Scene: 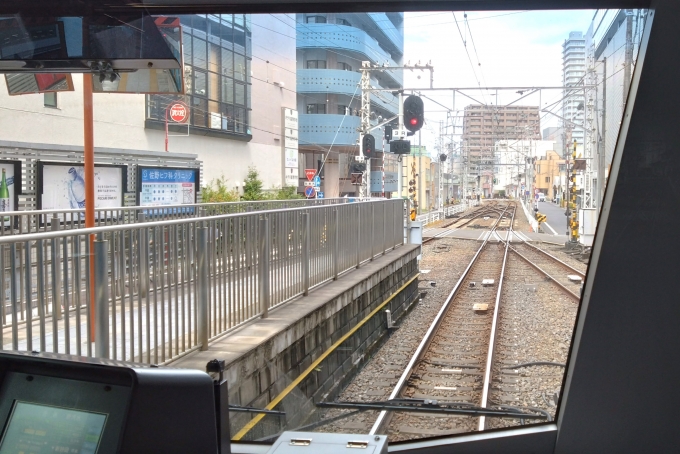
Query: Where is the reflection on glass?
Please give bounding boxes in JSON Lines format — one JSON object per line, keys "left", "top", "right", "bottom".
{"left": 5, "top": 73, "right": 73, "bottom": 95}
{"left": 93, "top": 69, "right": 184, "bottom": 94}
{"left": 0, "top": 402, "right": 107, "bottom": 453}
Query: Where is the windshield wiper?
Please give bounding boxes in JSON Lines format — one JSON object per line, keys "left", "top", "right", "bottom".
{"left": 316, "top": 398, "right": 548, "bottom": 420}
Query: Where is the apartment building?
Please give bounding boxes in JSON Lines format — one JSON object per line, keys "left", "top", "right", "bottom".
{"left": 461, "top": 104, "right": 541, "bottom": 197}
{"left": 296, "top": 12, "right": 404, "bottom": 197}
{"left": 562, "top": 31, "right": 587, "bottom": 147}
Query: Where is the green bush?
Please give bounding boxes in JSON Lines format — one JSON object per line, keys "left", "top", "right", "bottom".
{"left": 201, "top": 175, "right": 240, "bottom": 203}
{"left": 241, "top": 167, "right": 264, "bottom": 201}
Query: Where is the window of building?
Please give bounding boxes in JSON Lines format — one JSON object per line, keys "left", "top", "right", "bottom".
{"left": 337, "top": 18, "right": 351, "bottom": 26}
{"left": 145, "top": 14, "right": 252, "bottom": 137}
{"left": 337, "top": 62, "right": 352, "bottom": 71}
{"left": 307, "top": 104, "right": 326, "bottom": 114}
{"left": 306, "top": 15, "right": 327, "bottom": 23}
{"left": 545, "top": 176, "right": 550, "bottom": 183}
{"left": 44, "top": 92, "right": 57, "bottom": 108}
{"left": 337, "top": 105, "right": 348, "bottom": 115}
{"left": 306, "top": 60, "right": 327, "bottom": 69}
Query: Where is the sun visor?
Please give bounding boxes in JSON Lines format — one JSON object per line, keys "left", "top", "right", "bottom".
{"left": 0, "top": 15, "right": 179, "bottom": 71}
{"left": 0, "top": 15, "right": 184, "bottom": 94}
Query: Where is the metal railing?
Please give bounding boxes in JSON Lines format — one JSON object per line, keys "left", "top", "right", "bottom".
{"left": 0, "top": 199, "right": 405, "bottom": 364}
{"left": 416, "top": 199, "right": 480, "bottom": 225}
{"left": 0, "top": 198, "right": 353, "bottom": 236}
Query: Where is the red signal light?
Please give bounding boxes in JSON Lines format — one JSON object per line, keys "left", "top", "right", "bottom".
{"left": 410, "top": 118, "right": 418, "bottom": 125}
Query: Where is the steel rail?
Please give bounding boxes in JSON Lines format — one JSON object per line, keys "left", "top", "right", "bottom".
{"left": 507, "top": 245, "right": 580, "bottom": 301}
{"left": 368, "top": 203, "right": 514, "bottom": 436}
{"left": 422, "top": 206, "right": 509, "bottom": 244}
{"left": 512, "top": 240, "right": 586, "bottom": 279}
{"left": 478, "top": 205, "right": 516, "bottom": 430}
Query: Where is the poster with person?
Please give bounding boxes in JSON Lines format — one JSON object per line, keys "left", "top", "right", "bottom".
{"left": 40, "top": 163, "right": 125, "bottom": 212}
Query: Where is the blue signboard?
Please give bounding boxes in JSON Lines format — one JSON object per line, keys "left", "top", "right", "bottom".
{"left": 312, "top": 175, "right": 320, "bottom": 187}
{"left": 304, "top": 186, "right": 316, "bottom": 198}
{"left": 138, "top": 166, "right": 199, "bottom": 214}
{"left": 317, "top": 191, "right": 324, "bottom": 199}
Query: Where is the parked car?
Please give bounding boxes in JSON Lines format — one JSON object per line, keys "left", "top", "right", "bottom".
{"left": 538, "top": 193, "right": 546, "bottom": 202}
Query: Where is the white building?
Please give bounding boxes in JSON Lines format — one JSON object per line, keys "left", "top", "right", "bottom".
{"left": 562, "top": 31, "right": 587, "bottom": 148}
{"left": 493, "top": 139, "right": 556, "bottom": 197}
{"left": 0, "top": 14, "right": 296, "bottom": 208}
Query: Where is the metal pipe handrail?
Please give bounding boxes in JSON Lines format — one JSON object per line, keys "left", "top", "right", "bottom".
{"left": 0, "top": 197, "right": 353, "bottom": 218}
{"left": 0, "top": 199, "right": 392, "bottom": 244}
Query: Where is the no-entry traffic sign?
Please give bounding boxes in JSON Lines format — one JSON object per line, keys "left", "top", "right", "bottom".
{"left": 305, "top": 169, "right": 316, "bottom": 181}
{"left": 169, "top": 102, "right": 189, "bottom": 123}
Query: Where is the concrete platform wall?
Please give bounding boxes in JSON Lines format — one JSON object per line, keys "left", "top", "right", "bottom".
{"left": 228, "top": 246, "right": 420, "bottom": 440}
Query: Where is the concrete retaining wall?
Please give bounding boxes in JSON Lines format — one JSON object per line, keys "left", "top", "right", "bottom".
{"left": 227, "top": 246, "right": 420, "bottom": 440}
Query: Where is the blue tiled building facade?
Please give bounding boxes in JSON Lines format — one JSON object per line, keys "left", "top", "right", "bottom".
{"left": 296, "top": 13, "right": 403, "bottom": 196}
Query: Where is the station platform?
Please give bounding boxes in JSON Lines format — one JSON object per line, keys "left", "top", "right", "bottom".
{"left": 171, "top": 243, "right": 421, "bottom": 425}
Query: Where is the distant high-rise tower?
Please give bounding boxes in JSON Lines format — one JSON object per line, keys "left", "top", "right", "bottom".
{"left": 562, "top": 31, "right": 587, "bottom": 149}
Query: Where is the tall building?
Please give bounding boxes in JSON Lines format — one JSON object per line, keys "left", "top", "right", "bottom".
{"left": 562, "top": 31, "right": 587, "bottom": 148}
{"left": 0, "top": 14, "right": 296, "bottom": 208}
{"left": 461, "top": 104, "right": 540, "bottom": 198}
{"left": 296, "top": 13, "right": 404, "bottom": 197}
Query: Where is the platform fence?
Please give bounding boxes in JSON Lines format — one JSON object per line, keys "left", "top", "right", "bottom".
{"left": 0, "top": 197, "right": 357, "bottom": 236}
{"left": 0, "top": 199, "right": 405, "bottom": 365}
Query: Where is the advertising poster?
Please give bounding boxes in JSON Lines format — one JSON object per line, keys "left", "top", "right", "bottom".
{"left": 0, "top": 160, "right": 20, "bottom": 214}
{"left": 139, "top": 167, "right": 197, "bottom": 206}
{"left": 39, "top": 163, "right": 124, "bottom": 211}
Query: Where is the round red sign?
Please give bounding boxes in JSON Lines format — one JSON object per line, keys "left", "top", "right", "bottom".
{"left": 169, "top": 102, "right": 188, "bottom": 123}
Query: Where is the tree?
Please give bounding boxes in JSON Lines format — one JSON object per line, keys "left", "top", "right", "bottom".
{"left": 201, "top": 175, "right": 240, "bottom": 203}
{"left": 241, "top": 166, "right": 264, "bottom": 201}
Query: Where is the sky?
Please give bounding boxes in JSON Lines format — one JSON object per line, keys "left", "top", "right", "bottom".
{"left": 402, "top": 9, "right": 596, "bottom": 155}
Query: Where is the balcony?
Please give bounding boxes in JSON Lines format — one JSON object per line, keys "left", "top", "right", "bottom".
{"left": 299, "top": 114, "right": 360, "bottom": 146}
{"left": 367, "top": 13, "right": 404, "bottom": 55}
{"left": 298, "top": 69, "right": 399, "bottom": 114}
{"left": 297, "top": 23, "right": 402, "bottom": 87}
{"left": 299, "top": 113, "right": 386, "bottom": 147}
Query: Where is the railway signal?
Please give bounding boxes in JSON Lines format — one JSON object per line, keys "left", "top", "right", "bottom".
{"left": 403, "top": 95, "right": 424, "bottom": 133}
{"left": 362, "top": 134, "right": 376, "bottom": 159}
{"left": 569, "top": 140, "right": 580, "bottom": 242}
{"left": 409, "top": 161, "right": 417, "bottom": 220}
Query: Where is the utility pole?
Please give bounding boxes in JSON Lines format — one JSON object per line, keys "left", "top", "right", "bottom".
{"left": 418, "top": 128, "right": 422, "bottom": 213}
{"left": 439, "top": 120, "right": 444, "bottom": 210}
{"left": 623, "top": 11, "right": 634, "bottom": 101}
{"left": 599, "top": 57, "right": 607, "bottom": 209}
{"left": 358, "top": 61, "right": 371, "bottom": 198}
{"left": 568, "top": 139, "right": 580, "bottom": 245}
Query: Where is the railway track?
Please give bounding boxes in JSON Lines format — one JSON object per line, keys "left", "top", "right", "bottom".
{"left": 423, "top": 202, "right": 510, "bottom": 245}
{"left": 507, "top": 238, "right": 585, "bottom": 301}
{"left": 365, "top": 203, "right": 544, "bottom": 439}
{"left": 309, "top": 201, "right": 583, "bottom": 440}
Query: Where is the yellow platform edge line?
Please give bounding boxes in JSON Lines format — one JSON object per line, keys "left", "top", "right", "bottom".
{"left": 232, "top": 271, "right": 421, "bottom": 441}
